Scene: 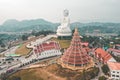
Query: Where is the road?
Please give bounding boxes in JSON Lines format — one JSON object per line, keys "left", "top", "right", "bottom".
{"left": 0, "top": 51, "right": 58, "bottom": 75}
{"left": 0, "top": 46, "right": 19, "bottom": 55}
{"left": 0, "top": 55, "right": 60, "bottom": 78}
{"left": 91, "top": 59, "right": 104, "bottom": 80}
{"left": 0, "top": 34, "right": 59, "bottom": 77}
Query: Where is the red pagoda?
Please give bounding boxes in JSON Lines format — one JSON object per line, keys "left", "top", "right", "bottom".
{"left": 61, "top": 28, "right": 91, "bottom": 67}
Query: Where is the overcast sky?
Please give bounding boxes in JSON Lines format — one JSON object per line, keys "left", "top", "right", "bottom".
{"left": 0, "top": 0, "right": 120, "bottom": 24}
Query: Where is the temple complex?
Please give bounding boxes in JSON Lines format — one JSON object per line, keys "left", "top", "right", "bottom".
{"left": 59, "top": 28, "right": 93, "bottom": 70}
{"left": 56, "top": 10, "right": 72, "bottom": 39}
{"left": 33, "top": 41, "right": 61, "bottom": 59}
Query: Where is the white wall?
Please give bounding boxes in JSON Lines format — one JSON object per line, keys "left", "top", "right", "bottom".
{"left": 110, "top": 70, "right": 120, "bottom": 80}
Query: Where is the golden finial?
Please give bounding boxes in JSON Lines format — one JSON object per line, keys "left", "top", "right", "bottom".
{"left": 75, "top": 28, "right": 78, "bottom": 33}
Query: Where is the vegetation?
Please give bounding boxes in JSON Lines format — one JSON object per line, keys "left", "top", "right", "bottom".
{"left": 0, "top": 34, "right": 20, "bottom": 51}
{"left": 8, "top": 76, "right": 21, "bottom": 80}
{"left": 0, "top": 39, "right": 5, "bottom": 47}
{"left": 111, "top": 54, "right": 120, "bottom": 62}
{"left": 101, "top": 64, "right": 110, "bottom": 75}
{"left": 15, "top": 43, "right": 32, "bottom": 56}
{"left": 0, "top": 73, "right": 7, "bottom": 80}
{"left": 21, "top": 35, "right": 28, "bottom": 41}
{"left": 98, "top": 76, "right": 107, "bottom": 80}
{"left": 0, "top": 19, "right": 57, "bottom": 32}
{"left": 7, "top": 64, "right": 99, "bottom": 80}
{"left": 46, "top": 64, "right": 99, "bottom": 80}
{"left": 21, "top": 30, "right": 54, "bottom": 41}
{"left": 1, "top": 19, "right": 120, "bottom": 34}
{"left": 32, "top": 30, "right": 54, "bottom": 37}
{"left": 79, "top": 67, "right": 99, "bottom": 80}
{"left": 8, "top": 68, "right": 44, "bottom": 80}
{"left": 51, "top": 38, "right": 71, "bottom": 49}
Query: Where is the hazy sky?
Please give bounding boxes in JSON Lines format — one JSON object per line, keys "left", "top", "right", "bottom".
{"left": 0, "top": 0, "right": 120, "bottom": 24}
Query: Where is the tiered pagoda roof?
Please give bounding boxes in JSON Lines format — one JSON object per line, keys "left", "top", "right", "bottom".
{"left": 61, "top": 28, "right": 91, "bottom": 66}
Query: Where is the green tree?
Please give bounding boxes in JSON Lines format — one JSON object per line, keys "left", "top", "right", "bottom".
{"left": 9, "top": 76, "right": 21, "bottom": 80}
{"left": 22, "top": 35, "right": 28, "bottom": 41}
{"left": 111, "top": 54, "right": 120, "bottom": 62}
{"left": 82, "top": 69, "right": 86, "bottom": 80}
{"left": 0, "top": 39, "right": 5, "bottom": 47}
{"left": 102, "top": 65, "right": 109, "bottom": 75}
{"left": 0, "top": 73, "right": 7, "bottom": 80}
{"left": 98, "top": 76, "right": 107, "bottom": 80}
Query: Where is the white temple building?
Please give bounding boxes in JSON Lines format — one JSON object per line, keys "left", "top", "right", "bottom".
{"left": 56, "top": 10, "right": 72, "bottom": 37}
{"left": 33, "top": 41, "right": 61, "bottom": 59}
{"left": 107, "top": 62, "right": 120, "bottom": 80}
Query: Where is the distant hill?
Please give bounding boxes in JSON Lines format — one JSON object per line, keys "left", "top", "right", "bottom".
{"left": 0, "top": 19, "right": 58, "bottom": 32}
{"left": 0, "top": 19, "right": 120, "bottom": 34}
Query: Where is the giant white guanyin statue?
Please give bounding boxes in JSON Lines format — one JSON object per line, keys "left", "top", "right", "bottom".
{"left": 56, "top": 9, "right": 72, "bottom": 36}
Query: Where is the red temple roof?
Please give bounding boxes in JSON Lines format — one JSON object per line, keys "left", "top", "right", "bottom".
{"left": 95, "top": 48, "right": 112, "bottom": 63}
{"left": 108, "top": 48, "right": 120, "bottom": 53}
{"left": 34, "top": 41, "right": 60, "bottom": 54}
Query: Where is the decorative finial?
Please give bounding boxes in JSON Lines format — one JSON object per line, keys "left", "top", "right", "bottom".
{"left": 75, "top": 28, "right": 78, "bottom": 33}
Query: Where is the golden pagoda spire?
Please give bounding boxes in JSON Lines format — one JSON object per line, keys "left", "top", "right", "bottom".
{"left": 75, "top": 28, "right": 78, "bottom": 32}
{"left": 74, "top": 28, "right": 79, "bottom": 36}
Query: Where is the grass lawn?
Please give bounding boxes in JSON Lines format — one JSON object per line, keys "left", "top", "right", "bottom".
{"left": 15, "top": 37, "right": 71, "bottom": 56}
{"left": 15, "top": 43, "right": 32, "bottom": 56}
{"left": 51, "top": 38, "right": 71, "bottom": 49}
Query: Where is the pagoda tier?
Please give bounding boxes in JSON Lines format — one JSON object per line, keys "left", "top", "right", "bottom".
{"left": 61, "top": 28, "right": 91, "bottom": 66}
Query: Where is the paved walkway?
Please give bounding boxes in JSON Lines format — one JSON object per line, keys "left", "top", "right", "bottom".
{"left": 92, "top": 59, "right": 104, "bottom": 80}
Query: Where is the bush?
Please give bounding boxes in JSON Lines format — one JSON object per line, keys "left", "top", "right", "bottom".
{"left": 101, "top": 65, "right": 109, "bottom": 75}
{"left": 22, "top": 35, "right": 28, "bottom": 41}
{"left": 78, "top": 67, "right": 99, "bottom": 80}
{"left": 8, "top": 76, "right": 21, "bottom": 80}
{"left": 99, "top": 76, "right": 107, "bottom": 80}
{"left": 88, "top": 67, "right": 99, "bottom": 79}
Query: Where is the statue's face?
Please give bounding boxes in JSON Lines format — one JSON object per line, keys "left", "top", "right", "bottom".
{"left": 63, "top": 10, "right": 69, "bottom": 17}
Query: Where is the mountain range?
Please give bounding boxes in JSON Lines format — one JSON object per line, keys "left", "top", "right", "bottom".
{"left": 0, "top": 19, "right": 120, "bottom": 34}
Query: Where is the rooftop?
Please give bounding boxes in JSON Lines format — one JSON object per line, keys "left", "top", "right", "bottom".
{"left": 34, "top": 41, "right": 60, "bottom": 54}
{"left": 81, "top": 42, "right": 89, "bottom": 47}
{"left": 108, "top": 48, "right": 120, "bottom": 53}
{"left": 116, "top": 44, "right": 120, "bottom": 47}
{"left": 95, "top": 48, "right": 112, "bottom": 63}
{"left": 61, "top": 28, "right": 91, "bottom": 67}
{"left": 107, "top": 62, "right": 120, "bottom": 70}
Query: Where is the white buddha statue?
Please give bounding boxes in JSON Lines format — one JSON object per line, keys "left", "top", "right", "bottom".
{"left": 57, "top": 10, "right": 72, "bottom": 36}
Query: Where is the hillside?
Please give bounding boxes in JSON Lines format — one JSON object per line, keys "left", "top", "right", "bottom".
{"left": 0, "top": 19, "right": 58, "bottom": 32}
{"left": 0, "top": 19, "right": 120, "bottom": 34}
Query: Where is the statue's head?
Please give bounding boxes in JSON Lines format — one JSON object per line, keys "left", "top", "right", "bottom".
{"left": 63, "top": 9, "right": 69, "bottom": 17}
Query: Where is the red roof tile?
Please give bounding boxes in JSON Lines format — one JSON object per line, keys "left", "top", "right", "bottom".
{"left": 107, "top": 62, "right": 120, "bottom": 70}
{"left": 95, "top": 48, "right": 112, "bottom": 63}
{"left": 61, "top": 28, "right": 91, "bottom": 66}
{"left": 108, "top": 48, "right": 120, "bottom": 53}
{"left": 34, "top": 41, "right": 60, "bottom": 54}
{"left": 116, "top": 44, "right": 120, "bottom": 46}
